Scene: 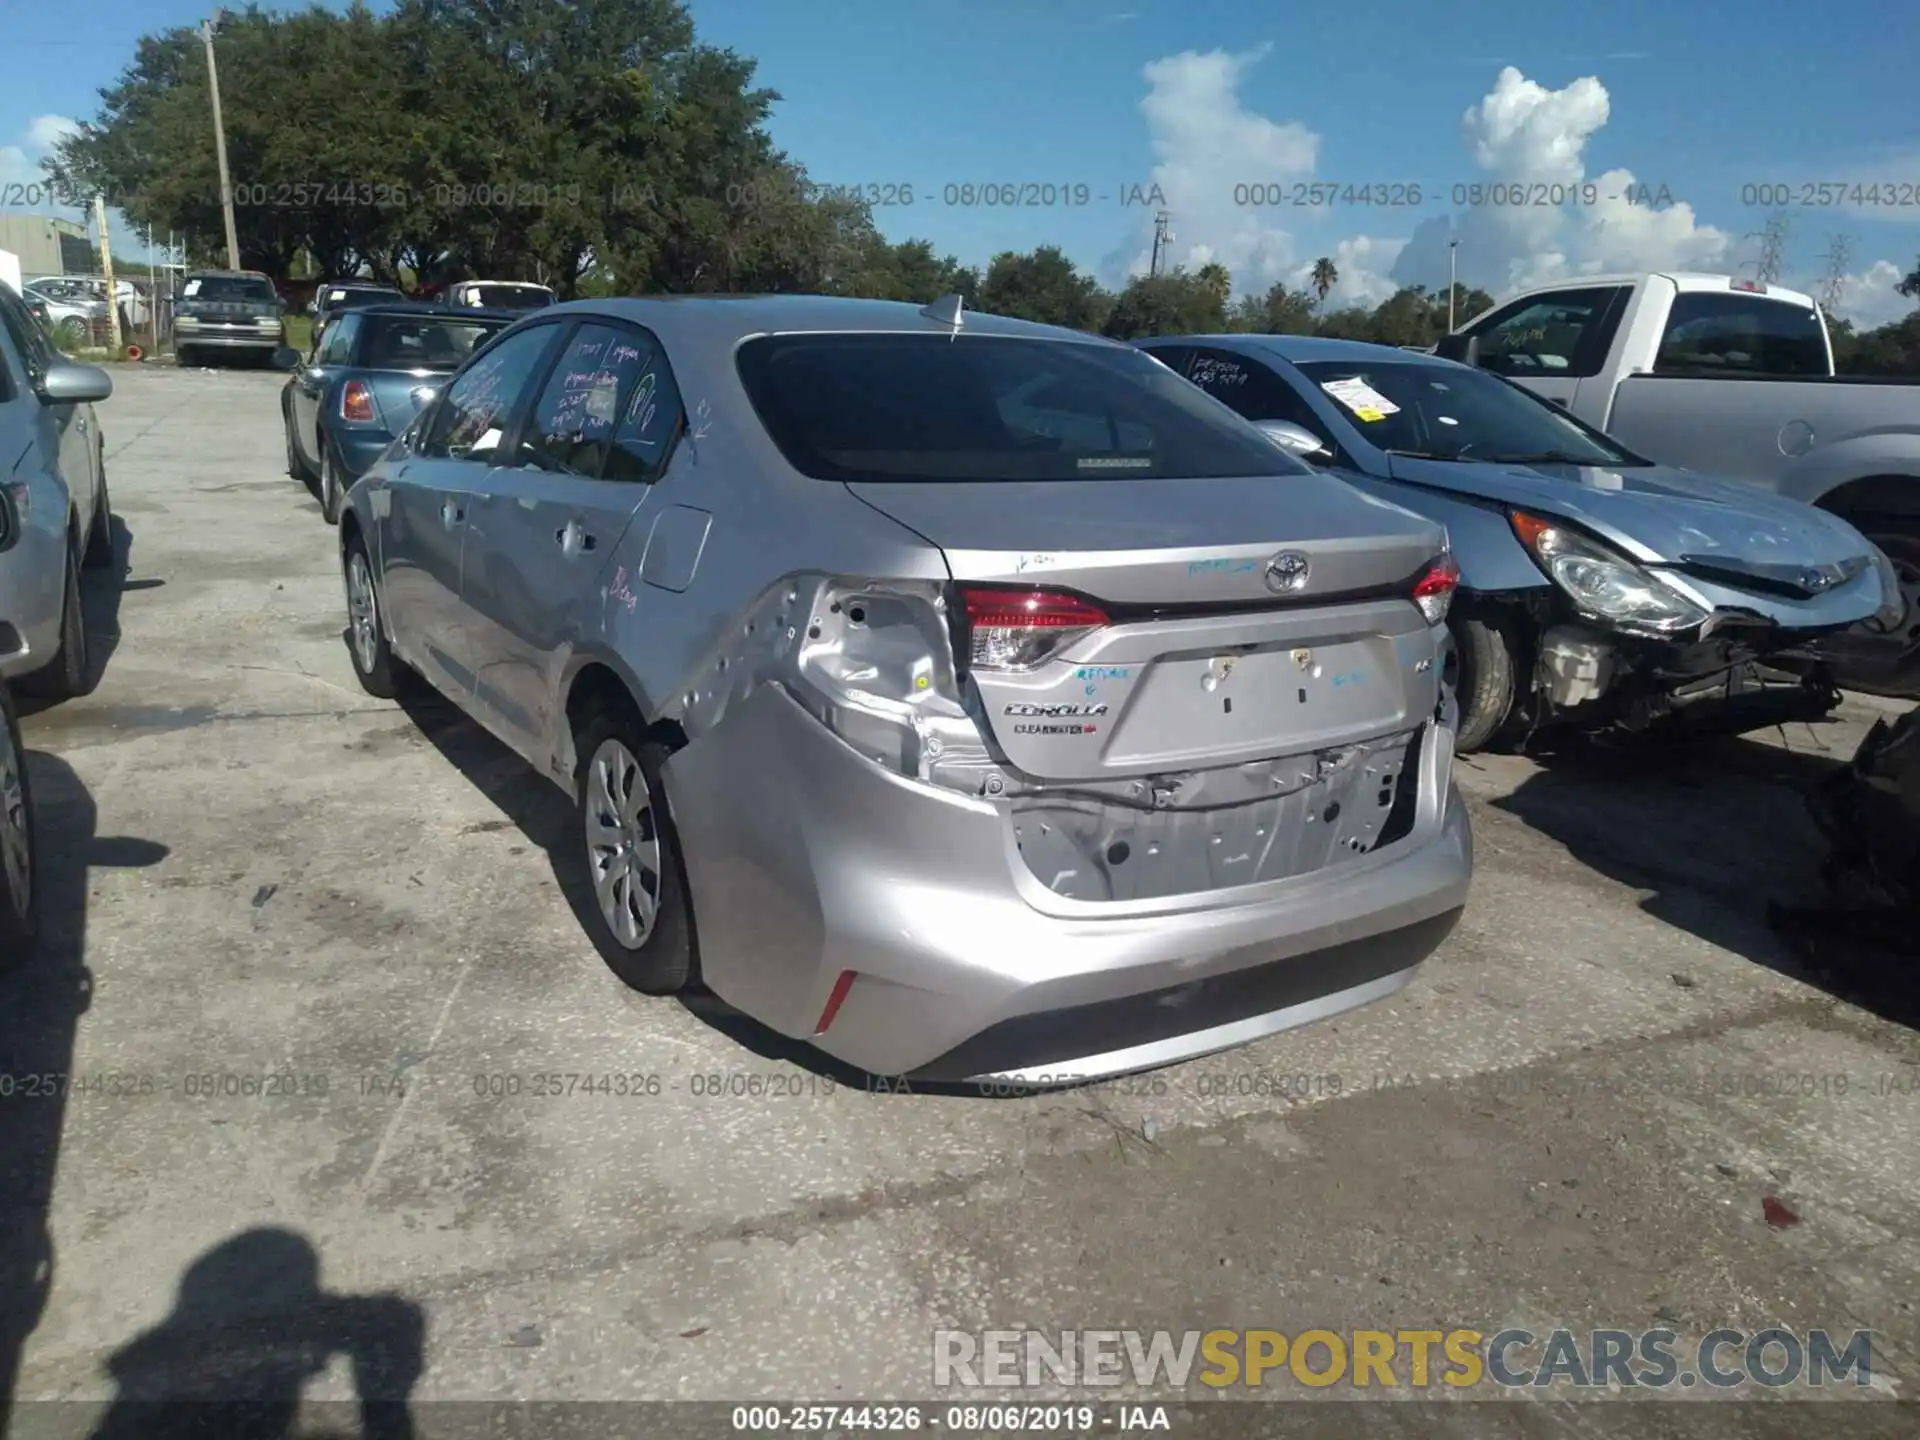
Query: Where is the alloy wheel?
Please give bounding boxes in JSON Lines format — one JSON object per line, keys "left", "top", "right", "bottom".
{"left": 584, "top": 738, "right": 663, "bottom": 950}
{"left": 346, "top": 550, "right": 380, "bottom": 676}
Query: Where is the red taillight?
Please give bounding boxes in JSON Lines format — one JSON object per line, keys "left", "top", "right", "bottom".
{"left": 959, "top": 585, "right": 1110, "bottom": 671}
{"left": 1412, "top": 553, "right": 1459, "bottom": 625}
{"left": 342, "top": 380, "right": 377, "bottom": 423}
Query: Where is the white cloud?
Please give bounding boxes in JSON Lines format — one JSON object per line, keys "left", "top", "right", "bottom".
{"left": 1289, "top": 235, "right": 1405, "bottom": 308}
{"left": 1100, "top": 45, "right": 1318, "bottom": 290}
{"left": 0, "top": 113, "right": 156, "bottom": 267}
{"left": 1101, "top": 58, "right": 1739, "bottom": 307}
{"left": 1390, "top": 67, "right": 1733, "bottom": 296}
{"left": 26, "top": 114, "right": 79, "bottom": 151}
{"left": 1819, "top": 258, "right": 1915, "bottom": 330}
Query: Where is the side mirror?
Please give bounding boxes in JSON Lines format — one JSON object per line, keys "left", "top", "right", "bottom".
{"left": 38, "top": 361, "right": 113, "bottom": 405}
{"left": 272, "top": 346, "right": 303, "bottom": 372}
{"left": 1254, "top": 419, "right": 1335, "bottom": 464}
{"left": 0, "top": 477, "right": 18, "bottom": 553}
{"left": 1434, "top": 332, "right": 1481, "bottom": 366}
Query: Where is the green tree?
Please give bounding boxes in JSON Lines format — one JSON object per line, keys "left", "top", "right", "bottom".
{"left": 976, "top": 246, "right": 1110, "bottom": 330}
{"left": 1310, "top": 256, "right": 1338, "bottom": 305}
{"left": 1101, "top": 267, "right": 1230, "bottom": 340}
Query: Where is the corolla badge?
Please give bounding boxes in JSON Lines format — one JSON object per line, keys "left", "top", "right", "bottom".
{"left": 1265, "top": 550, "right": 1311, "bottom": 593}
{"left": 1800, "top": 567, "right": 1835, "bottom": 593}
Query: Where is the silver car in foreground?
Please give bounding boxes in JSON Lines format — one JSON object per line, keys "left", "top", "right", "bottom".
{"left": 0, "top": 281, "right": 114, "bottom": 700}
{"left": 337, "top": 295, "right": 1474, "bottom": 1084}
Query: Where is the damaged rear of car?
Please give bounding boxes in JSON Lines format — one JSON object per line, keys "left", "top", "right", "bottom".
{"left": 658, "top": 316, "right": 1472, "bottom": 1083}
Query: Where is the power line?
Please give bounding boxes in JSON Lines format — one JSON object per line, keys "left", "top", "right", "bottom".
{"left": 1817, "top": 234, "right": 1854, "bottom": 312}
{"left": 1739, "top": 211, "right": 1791, "bottom": 286}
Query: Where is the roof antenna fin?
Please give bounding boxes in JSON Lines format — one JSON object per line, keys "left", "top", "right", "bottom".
{"left": 921, "top": 293, "right": 965, "bottom": 329}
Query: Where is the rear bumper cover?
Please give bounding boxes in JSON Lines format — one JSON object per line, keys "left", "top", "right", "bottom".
{"left": 666, "top": 684, "right": 1473, "bottom": 1081}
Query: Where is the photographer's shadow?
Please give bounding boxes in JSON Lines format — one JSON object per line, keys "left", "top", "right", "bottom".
{"left": 88, "top": 1228, "right": 423, "bottom": 1440}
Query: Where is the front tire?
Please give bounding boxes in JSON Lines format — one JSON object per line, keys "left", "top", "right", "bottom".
{"left": 574, "top": 710, "right": 695, "bottom": 995}
{"left": 1447, "top": 610, "right": 1528, "bottom": 753}
{"left": 1829, "top": 531, "right": 1920, "bottom": 700}
{"left": 342, "top": 533, "right": 401, "bottom": 699}
{"left": 0, "top": 680, "right": 39, "bottom": 963}
{"left": 83, "top": 455, "right": 112, "bottom": 570}
{"left": 20, "top": 550, "right": 92, "bottom": 701}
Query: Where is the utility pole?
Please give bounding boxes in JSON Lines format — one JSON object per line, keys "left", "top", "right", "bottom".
{"left": 93, "top": 192, "right": 122, "bottom": 356}
{"left": 1447, "top": 239, "right": 1459, "bottom": 331}
{"left": 201, "top": 11, "right": 241, "bottom": 272}
{"left": 1817, "top": 233, "right": 1854, "bottom": 312}
{"left": 1739, "top": 211, "right": 1791, "bottom": 286}
{"left": 1149, "top": 210, "right": 1173, "bottom": 278}
{"left": 145, "top": 225, "right": 158, "bottom": 349}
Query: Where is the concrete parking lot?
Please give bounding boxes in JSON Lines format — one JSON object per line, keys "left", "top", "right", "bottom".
{"left": 3, "top": 364, "right": 1918, "bottom": 1432}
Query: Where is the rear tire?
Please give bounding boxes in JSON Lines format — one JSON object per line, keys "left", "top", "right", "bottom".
{"left": 1447, "top": 610, "right": 1528, "bottom": 753}
{"left": 0, "top": 680, "right": 39, "bottom": 963}
{"left": 319, "top": 440, "right": 343, "bottom": 526}
{"left": 284, "top": 393, "right": 315, "bottom": 482}
{"left": 573, "top": 708, "right": 696, "bottom": 995}
{"left": 21, "top": 550, "right": 92, "bottom": 701}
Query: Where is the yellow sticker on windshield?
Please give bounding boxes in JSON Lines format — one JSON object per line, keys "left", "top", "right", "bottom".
{"left": 1352, "top": 407, "right": 1386, "bottom": 422}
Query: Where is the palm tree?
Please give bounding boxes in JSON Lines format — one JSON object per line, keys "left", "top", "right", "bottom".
{"left": 1310, "top": 257, "right": 1338, "bottom": 306}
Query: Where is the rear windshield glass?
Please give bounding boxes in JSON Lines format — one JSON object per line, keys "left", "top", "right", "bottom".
{"left": 182, "top": 276, "right": 278, "bottom": 303}
{"left": 462, "top": 285, "right": 553, "bottom": 309}
{"left": 360, "top": 316, "right": 506, "bottom": 371}
{"left": 326, "top": 287, "right": 401, "bottom": 309}
{"left": 1292, "top": 360, "right": 1638, "bottom": 466}
{"left": 736, "top": 334, "right": 1305, "bottom": 482}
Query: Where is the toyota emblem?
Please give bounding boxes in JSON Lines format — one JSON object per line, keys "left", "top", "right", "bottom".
{"left": 1265, "top": 550, "right": 1311, "bottom": 593}
{"left": 1800, "top": 567, "right": 1832, "bottom": 593}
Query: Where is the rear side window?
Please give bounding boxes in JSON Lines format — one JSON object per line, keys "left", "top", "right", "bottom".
{"left": 1465, "top": 287, "right": 1624, "bottom": 378}
{"left": 319, "top": 313, "right": 360, "bottom": 364}
{"left": 521, "top": 324, "right": 668, "bottom": 479}
{"left": 1654, "top": 293, "right": 1827, "bottom": 376}
{"left": 1184, "top": 349, "right": 1334, "bottom": 438}
{"left": 736, "top": 334, "right": 1304, "bottom": 483}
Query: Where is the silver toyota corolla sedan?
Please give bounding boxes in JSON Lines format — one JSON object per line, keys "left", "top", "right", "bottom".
{"left": 336, "top": 294, "right": 1474, "bottom": 1084}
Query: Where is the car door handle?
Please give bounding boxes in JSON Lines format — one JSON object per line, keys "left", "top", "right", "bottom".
{"left": 442, "top": 500, "right": 464, "bottom": 527}
{"left": 556, "top": 521, "right": 596, "bottom": 555}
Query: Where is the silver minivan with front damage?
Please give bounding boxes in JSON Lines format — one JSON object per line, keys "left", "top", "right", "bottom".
{"left": 336, "top": 295, "right": 1473, "bottom": 1085}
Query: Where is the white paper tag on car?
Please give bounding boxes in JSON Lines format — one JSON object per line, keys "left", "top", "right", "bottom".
{"left": 1320, "top": 377, "right": 1400, "bottom": 420}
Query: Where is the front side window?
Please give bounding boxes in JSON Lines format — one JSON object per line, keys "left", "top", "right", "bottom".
{"left": 1466, "top": 287, "right": 1622, "bottom": 377}
{"left": 1654, "top": 293, "right": 1827, "bottom": 376}
{"left": 737, "top": 334, "right": 1307, "bottom": 483}
{"left": 421, "top": 325, "right": 559, "bottom": 463}
{"left": 1292, "top": 360, "right": 1641, "bottom": 466}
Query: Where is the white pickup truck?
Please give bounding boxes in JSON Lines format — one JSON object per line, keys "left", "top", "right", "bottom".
{"left": 1438, "top": 271, "right": 1920, "bottom": 695}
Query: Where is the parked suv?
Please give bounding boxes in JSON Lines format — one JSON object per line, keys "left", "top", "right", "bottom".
{"left": 173, "top": 271, "right": 286, "bottom": 367}
{"left": 336, "top": 295, "right": 1473, "bottom": 1085}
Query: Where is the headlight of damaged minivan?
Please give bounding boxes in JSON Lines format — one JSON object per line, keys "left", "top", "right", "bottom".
{"left": 1509, "top": 510, "right": 1709, "bottom": 636}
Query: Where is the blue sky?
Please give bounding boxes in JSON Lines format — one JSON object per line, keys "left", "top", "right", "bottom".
{"left": 4, "top": 0, "right": 1918, "bottom": 324}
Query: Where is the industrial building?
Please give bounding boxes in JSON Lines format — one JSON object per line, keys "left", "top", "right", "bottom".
{"left": 0, "top": 212, "right": 95, "bottom": 278}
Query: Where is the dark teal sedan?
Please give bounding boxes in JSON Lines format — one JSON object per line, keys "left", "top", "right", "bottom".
{"left": 280, "top": 303, "right": 514, "bottom": 523}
